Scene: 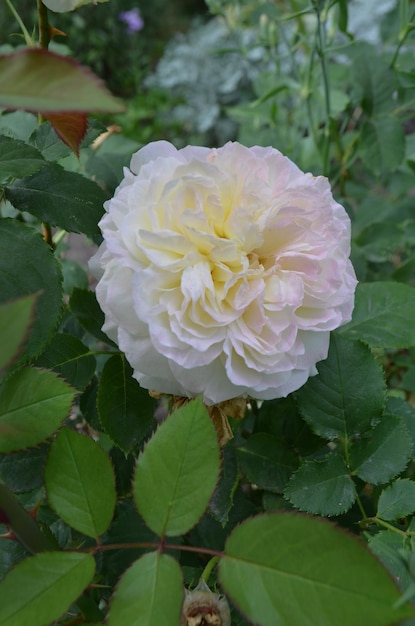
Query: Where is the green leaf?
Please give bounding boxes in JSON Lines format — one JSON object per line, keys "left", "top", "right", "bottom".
{"left": 284, "top": 454, "right": 356, "bottom": 516}
{"left": 61, "top": 259, "right": 89, "bottom": 295}
{"left": 0, "top": 48, "right": 124, "bottom": 113}
{"left": 356, "top": 221, "right": 405, "bottom": 263}
{"left": 392, "top": 256, "right": 415, "bottom": 286}
{"left": 377, "top": 479, "right": 415, "bottom": 521}
{"left": 368, "top": 531, "right": 412, "bottom": 592}
{"left": 387, "top": 397, "right": 415, "bottom": 450}
{"left": 0, "top": 294, "right": 38, "bottom": 375}
{"left": 297, "top": 334, "right": 386, "bottom": 439}
{"left": 209, "top": 444, "right": 239, "bottom": 525}
{"left": 0, "top": 481, "right": 54, "bottom": 554}
{"left": 29, "top": 121, "right": 71, "bottom": 161}
{"left": 337, "top": 0, "right": 348, "bottom": 33}
{"left": 351, "top": 44, "right": 398, "bottom": 115}
{"left": 256, "top": 396, "right": 324, "bottom": 457}
{"left": 0, "top": 444, "right": 48, "bottom": 493}
{"left": 29, "top": 119, "right": 105, "bottom": 161}
{"left": 133, "top": 398, "right": 220, "bottom": 537}
{"left": 359, "top": 117, "right": 405, "bottom": 174}
{"left": 0, "top": 367, "right": 75, "bottom": 453}
{"left": 400, "top": 366, "right": 415, "bottom": 394}
{"left": 350, "top": 413, "right": 412, "bottom": 484}
{"left": 0, "top": 111, "right": 38, "bottom": 142}
{"left": 237, "top": 433, "right": 298, "bottom": 493}
{"left": 44, "top": 427, "right": 116, "bottom": 539}
{"left": 352, "top": 196, "right": 395, "bottom": 235}
{"left": 219, "top": 513, "right": 413, "bottom": 626}
{"left": 85, "top": 151, "right": 126, "bottom": 194}
{"left": 97, "top": 354, "right": 156, "bottom": 453}
{"left": 0, "top": 551, "right": 95, "bottom": 626}
{"left": 0, "top": 539, "right": 28, "bottom": 579}
{"left": 35, "top": 332, "right": 96, "bottom": 390}
{"left": 108, "top": 552, "right": 183, "bottom": 626}
{"left": 0, "top": 219, "right": 62, "bottom": 361}
{"left": 6, "top": 163, "right": 108, "bottom": 236}
{"left": 339, "top": 282, "right": 415, "bottom": 348}
{"left": 69, "top": 288, "right": 116, "bottom": 346}
{"left": 79, "top": 377, "right": 100, "bottom": 430}
{"left": 0, "top": 135, "right": 45, "bottom": 184}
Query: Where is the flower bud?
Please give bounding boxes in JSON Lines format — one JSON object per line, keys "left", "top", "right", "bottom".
{"left": 181, "top": 579, "right": 231, "bottom": 626}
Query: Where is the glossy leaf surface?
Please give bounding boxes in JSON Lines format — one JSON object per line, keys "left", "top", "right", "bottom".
{"left": 97, "top": 355, "right": 155, "bottom": 452}
{"left": 70, "top": 288, "right": 116, "bottom": 346}
{"left": 237, "top": 432, "right": 297, "bottom": 493}
{"left": 108, "top": 552, "right": 183, "bottom": 626}
{"left": 339, "top": 282, "right": 415, "bottom": 348}
{"left": 35, "top": 332, "right": 96, "bottom": 390}
{"left": 297, "top": 334, "right": 386, "bottom": 439}
{"left": 350, "top": 413, "right": 412, "bottom": 484}
{"left": 284, "top": 454, "right": 356, "bottom": 516}
{"left": 0, "top": 219, "right": 62, "bottom": 360}
{"left": 0, "top": 367, "right": 75, "bottom": 453}
{"left": 377, "top": 479, "right": 415, "bottom": 521}
{"left": 134, "top": 398, "right": 220, "bottom": 537}
{"left": 45, "top": 427, "right": 116, "bottom": 538}
{"left": 219, "top": 513, "right": 413, "bottom": 626}
{"left": 0, "top": 135, "right": 45, "bottom": 183}
{"left": 6, "top": 163, "right": 108, "bottom": 236}
{"left": 0, "top": 551, "right": 95, "bottom": 626}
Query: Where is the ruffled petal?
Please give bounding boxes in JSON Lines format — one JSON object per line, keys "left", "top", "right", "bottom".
{"left": 90, "top": 141, "right": 357, "bottom": 405}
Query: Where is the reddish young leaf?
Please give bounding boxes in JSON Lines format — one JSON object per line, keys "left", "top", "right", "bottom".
{"left": 43, "top": 112, "right": 88, "bottom": 157}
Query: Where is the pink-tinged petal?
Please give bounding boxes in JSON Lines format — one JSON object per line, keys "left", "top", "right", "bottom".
{"left": 129, "top": 140, "right": 179, "bottom": 174}
{"left": 90, "top": 141, "right": 357, "bottom": 405}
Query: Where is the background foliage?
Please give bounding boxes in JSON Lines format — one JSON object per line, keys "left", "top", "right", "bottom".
{"left": 2, "top": 0, "right": 415, "bottom": 624}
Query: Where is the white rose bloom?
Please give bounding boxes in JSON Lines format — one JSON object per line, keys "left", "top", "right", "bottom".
{"left": 90, "top": 141, "right": 357, "bottom": 405}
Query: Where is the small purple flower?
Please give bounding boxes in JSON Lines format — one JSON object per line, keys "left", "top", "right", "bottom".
{"left": 119, "top": 8, "right": 144, "bottom": 35}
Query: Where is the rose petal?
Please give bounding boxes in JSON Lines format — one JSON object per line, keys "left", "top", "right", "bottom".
{"left": 91, "top": 141, "right": 357, "bottom": 405}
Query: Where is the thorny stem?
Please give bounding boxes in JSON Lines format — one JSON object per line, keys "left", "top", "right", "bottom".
{"left": 37, "top": 0, "right": 51, "bottom": 49}
{"left": 37, "top": 0, "right": 54, "bottom": 247}
{"left": 90, "top": 541, "right": 223, "bottom": 559}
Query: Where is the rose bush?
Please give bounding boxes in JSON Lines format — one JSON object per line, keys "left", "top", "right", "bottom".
{"left": 91, "top": 141, "right": 357, "bottom": 405}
